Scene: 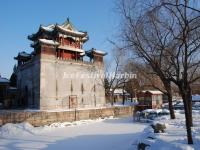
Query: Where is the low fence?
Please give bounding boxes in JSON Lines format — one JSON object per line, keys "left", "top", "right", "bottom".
{"left": 0, "top": 106, "right": 135, "bottom": 127}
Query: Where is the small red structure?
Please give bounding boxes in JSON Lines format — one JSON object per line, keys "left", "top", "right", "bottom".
{"left": 137, "top": 90, "right": 163, "bottom": 110}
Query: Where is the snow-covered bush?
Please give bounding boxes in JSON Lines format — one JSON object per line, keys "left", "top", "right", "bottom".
{"left": 134, "top": 109, "right": 169, "bottom": 122}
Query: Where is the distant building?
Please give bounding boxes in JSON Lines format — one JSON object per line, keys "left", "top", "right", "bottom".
{"left": 137, "top": 90, "right": 163, "bottom": 110}
{"left": 0, "top": 76, "right": 10, "bottom": 108}
{"left": 0, "top": 76, "right": 18, "bottom": 109}
{"left": 113, "top": 89, "right": 129, "bottom": 102}
{"left": 14, "top": 19, "right": 107, "bottom": 110}
{"left": 191, "top": 83, "right": 200, "bottom": 95}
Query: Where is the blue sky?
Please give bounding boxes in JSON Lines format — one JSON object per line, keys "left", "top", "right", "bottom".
{"left": 0, "top": 0, "right": 118, "bottom": 78}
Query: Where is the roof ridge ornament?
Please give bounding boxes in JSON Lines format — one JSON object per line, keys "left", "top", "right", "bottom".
{"left": 62, "top": 18, "right": 77, "bottom": 31}
{"left": 62, "top": 18, "right": 70, "bottom": 27}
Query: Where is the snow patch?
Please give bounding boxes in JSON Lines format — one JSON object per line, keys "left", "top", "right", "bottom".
{"left": 0, "top": 122, "right": 35, "bottom": 136}
{"left": 0, "top": 117, "right": 113, "bottom": 137}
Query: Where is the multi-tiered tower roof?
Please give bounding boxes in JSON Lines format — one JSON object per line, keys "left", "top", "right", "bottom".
{"left": 15, "top": 19, "right": 107, "bottom": 65}
{"left": 28, "top": 18, "right": 88, "bottom": 60}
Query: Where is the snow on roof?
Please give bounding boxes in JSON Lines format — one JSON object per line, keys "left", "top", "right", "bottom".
{"left": 56, "top": 25, "right": 86, "bottom": 36}
{"left": 28, "top": 19, "right": 89, "bottom": 42}
{"left": 192, "top": 95, "right": 200, "bottom": 101}
{"left": 86, "top": 49, "right": 107, "bottom": 57}
{"left": 142, "top": 90, "right": 163, "bottom": 94}
{"left": 94, "top": 50, "right": 107, "bottom": 55}
{"left": 80, "top": 52, "right": 85, "bottom": 56}
{"left": 112, "top": 89, "right": 127, "bottom": 94}
{"left": 58, "top": 45, "right": 85, "bottom": 53}
{"left": 41, "top": 25, "right": 55, "bottom": 32}
{"left": 39, "top": 39, "right": 59, "bottom": 46}
{"left": 82, "top": 36, "right": 89, "bottom": 42}
{"left": 18, "top": 51, "right": 31, "bottom": 57}
{"left": 61, "top": 22, "right": 77, "bottom": 31}
{"left": 62, "top": 34, "right": 77, "bottom": 41}
{"left": 0, "top": 77, "right": 10, "bottom": 83}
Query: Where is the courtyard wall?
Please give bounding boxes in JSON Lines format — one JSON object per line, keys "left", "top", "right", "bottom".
{"left": 0, "top": 106, "right": 135, "bottom": 127}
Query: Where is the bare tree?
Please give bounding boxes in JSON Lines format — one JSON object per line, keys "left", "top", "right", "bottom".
{"left": 157, "top": 0, "right": 200, "bottom": 144}
{"left": 123, "top": 62, "right": 141, "bottom": 101}
{"left": 118, "top": 0, "right": 176, "bottom": 120}
{"left": 118, "top": 0, "right": 200, "bottom": 144}
{"left": 104, "top": 48, "right": 127, "bottom": 105}
{"left": 123, "top": 61, "right": 164, "bottom": 93}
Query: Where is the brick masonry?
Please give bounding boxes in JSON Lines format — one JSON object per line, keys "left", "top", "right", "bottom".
{"left": 0, "top": 106, "right": 135, "bottom": 127}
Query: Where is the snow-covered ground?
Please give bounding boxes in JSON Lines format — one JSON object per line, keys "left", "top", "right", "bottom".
{"left": 0, "top": 111, "right": 199, "bottom": 150}
{"left": 0, "top": 117, "right": 147, "bottom": 150}
{"left": 140, "top": 110, "right": 200, "bottom": 150}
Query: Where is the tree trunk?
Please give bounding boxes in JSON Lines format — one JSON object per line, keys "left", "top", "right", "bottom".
{"left": 182, "top": 95, "right": 193, "bottom": 144}
{"left": 130, "top": 93, "right": 133, "bottom": 102}
{"left": 110, "top": 92, "right": 114, "bottom": 106}
{"left": 180, "top": 87, "right": 193, "bottom": 144}
{"left": 111, "top": 93, "right": 114, "bottom": 106}
{"left": 122, "top": 97, "right": 125, "bottom": 105}
{"left": 122, "top": 82, "right": 126, "bottom": 105}
{"left": 186, "top": 88, "right": 193, "bottom": 127}
{"left": 167, "top": 92, "right": 175, "bottom": 119}
{"left": 164, "top": 81, "right": 175, "bottom": 119}
{"left": 122, "top": 91, "right": 125, "bottom": 105}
